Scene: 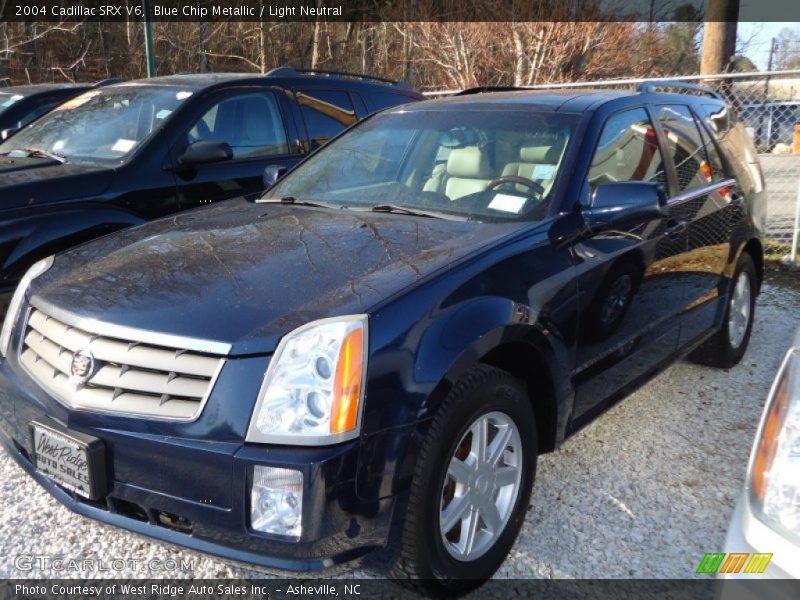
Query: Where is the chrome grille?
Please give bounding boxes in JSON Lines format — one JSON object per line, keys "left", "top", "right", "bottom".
{"left": 20, "top": 307, "right": 224, "bottom": 420}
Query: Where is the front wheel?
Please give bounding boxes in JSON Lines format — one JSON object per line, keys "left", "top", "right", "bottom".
{"left": 390, "top": 365, "right": 537, "bottom": 595}
{"left": 689, "top": 252, "right": 757, "bottom": 368}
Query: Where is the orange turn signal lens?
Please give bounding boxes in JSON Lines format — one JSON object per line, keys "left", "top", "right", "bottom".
{"left": 700, "top": 160, "right": 713, "bottom": 182}
{"left": 752, "top": 360, "right": 791, "bottom": 502}
{"left": 330, "top": 325, "right": 364, "bottom": 434}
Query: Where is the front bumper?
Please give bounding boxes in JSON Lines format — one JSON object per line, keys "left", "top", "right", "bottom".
{"left": 0, "top": 359, "right": 395, "bottom": 573}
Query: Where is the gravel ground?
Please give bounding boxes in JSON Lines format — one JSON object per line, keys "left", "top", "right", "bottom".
{"left": 1, "top": 268, "right": 798, "bottom": 580}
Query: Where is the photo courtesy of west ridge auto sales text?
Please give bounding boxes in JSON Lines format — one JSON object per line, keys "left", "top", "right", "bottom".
{"left": 0, "top": 1, "right": 799, "bottom": 599}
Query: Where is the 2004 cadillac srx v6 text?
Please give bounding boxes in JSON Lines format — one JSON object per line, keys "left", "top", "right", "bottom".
{"left": 0, "top": 83, "right": 765, "bottom": 594}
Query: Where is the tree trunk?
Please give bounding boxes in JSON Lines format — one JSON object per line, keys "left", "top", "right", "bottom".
{"left": 512, "top": 26, "right": 525, "bottom": 86}
{"left": 198, "top": 21, "right": 210, "bottom": 73}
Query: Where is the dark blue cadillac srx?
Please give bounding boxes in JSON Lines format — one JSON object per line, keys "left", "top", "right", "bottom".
{"left": 0, "top": 84, "right": 765, "bottom": 594}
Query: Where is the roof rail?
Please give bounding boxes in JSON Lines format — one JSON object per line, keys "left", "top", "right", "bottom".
{"left": 93, "top": 78, "right": 123, "bottom": 87}
{"left": 265, "top": 65, "right": 411, "bottom": 88}
{"left": 637, "top": 80, "right": 723, "bottom": 100}
{"left": 456, "top": 86, "right": 531, "bottom": 95}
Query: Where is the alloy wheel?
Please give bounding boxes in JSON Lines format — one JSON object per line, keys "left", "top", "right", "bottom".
{"left": 439, "top": 411, "right": 523, "bottom": 562}
{"left": 728, "top": 271, "right": 752, "bottom": 350}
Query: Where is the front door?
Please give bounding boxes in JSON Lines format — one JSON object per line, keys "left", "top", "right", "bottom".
{"left": 571, "top": 106, "right": 689, "bottom": 421}
{"left": 171, "top": 88, "right": 301, "bottom": 207}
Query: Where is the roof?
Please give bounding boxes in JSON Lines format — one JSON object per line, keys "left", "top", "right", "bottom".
{"left": 117, "top": 73, "right": 256, "bottom": 89}
{"left": 401, "top": 87, "right": 727, "bottom": 113}
{"left": 399, "top": 89, "right": 635, "bottom": 112}
{"left": 0, "top": 83, "right": 88, "bottom": 95}
{"left": 114, "top": 69, "right": 419, "bottom": 95}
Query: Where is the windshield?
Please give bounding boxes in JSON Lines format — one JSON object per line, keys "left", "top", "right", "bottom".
{"left": 0, "top": 92, "right": 26, "bottom": 118}
{"left": 264, "top": 108, "right": 578, "bottom": 222}
{"left": 0, "top": 85, "right": 191, "bottom": 162}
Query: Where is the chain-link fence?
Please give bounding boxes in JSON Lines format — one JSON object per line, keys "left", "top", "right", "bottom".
{"left": 427, "top": 70, "right": 800, "bottom": 264}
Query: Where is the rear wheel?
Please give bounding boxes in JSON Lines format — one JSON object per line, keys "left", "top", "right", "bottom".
{"left": 390, "top": 364, "right": 537, "bottom": 595}
{"left": 689, "top": 252, "right": 757, "bottom": 368}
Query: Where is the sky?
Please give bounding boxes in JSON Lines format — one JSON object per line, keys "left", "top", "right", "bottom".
{"left": 737, "top": 22, "right": 800, "bottom": 70}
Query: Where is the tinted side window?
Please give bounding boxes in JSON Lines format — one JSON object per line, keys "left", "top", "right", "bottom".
{"left": 188, "top": 91, "right": 289, "bottom": 159}
{"left": 696, "top": 118, "right": 727, "bottom": 181}
{"left": 656, "top": 104, "right": 710, "bottom": 192}
{"left": 588, "top": 108, "right": 666, "bottom": 192}
{"left": 364, "top": 91, "right": 410, "bottom": 113}
{"left": 296, "top": 89, "right": 357, "bottom": 148}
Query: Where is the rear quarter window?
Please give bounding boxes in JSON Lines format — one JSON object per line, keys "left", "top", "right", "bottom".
{"left": 295, "top": 89, "right": 357, "bottom": 149}
{"left": 698, "top": 103, "right": 760, "bottom": 196}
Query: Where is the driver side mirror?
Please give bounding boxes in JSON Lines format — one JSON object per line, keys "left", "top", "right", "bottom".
{"left": 178, "top": 140, "right": 233, "bottom": 167}
{"left": 583, "top": 181, "right": 667, "bottom": 233}
{"left": 263, "top": 165, "right": 288, "bottom": 188}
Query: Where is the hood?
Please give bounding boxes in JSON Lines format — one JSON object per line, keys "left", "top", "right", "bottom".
{"left": 0, "top": 156, "right": 115, "bottom": 209}
{"left": 33, "top": 199, "right": 520, "bottom": 355}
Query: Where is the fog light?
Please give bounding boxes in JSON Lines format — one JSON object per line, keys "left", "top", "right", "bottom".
{"left": 250, "top": 466, "right": 303, "bottom": 539}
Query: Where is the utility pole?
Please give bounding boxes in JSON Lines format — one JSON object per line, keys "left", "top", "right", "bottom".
{"left": 760, "top": 37, "right": 778, "bottom": 151}
{"left": 765, "top": 37, "right": 777, "bottom": 97}
{"left": 700, "top": 0, "right": 739, "bottom": 76}
{"left": 142, "top": 0, "right": 156, "bottom": 77}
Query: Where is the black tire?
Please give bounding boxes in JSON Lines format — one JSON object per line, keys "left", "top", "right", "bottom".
{"left": 389, "top": 364, "right": 537, "bottom": 596}
{"left": 689, "top": 252, "right": 757, "bottom": 368}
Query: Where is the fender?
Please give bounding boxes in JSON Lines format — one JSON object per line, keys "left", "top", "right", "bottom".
{"left": 0, "top": 203, "right": 145, "bottom": 287}
{"left": 357, "top": 294, "right": 575, "bottom": 503}
{"left": 413, "top": 296, "right": 571, "bottom": 424}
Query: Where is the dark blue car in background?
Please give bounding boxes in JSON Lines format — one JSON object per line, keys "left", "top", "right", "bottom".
{"left": 0, "top": 83, "right": 765, "bottom": 595}
{"left": 0, "top": 81, "right": 119, "bottom": 140}
{"left": 0, "top": 68, "right": 420, "bottom": 316}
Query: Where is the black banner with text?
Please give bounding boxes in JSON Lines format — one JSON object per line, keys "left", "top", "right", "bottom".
{"left": 2, "top": 0, "right": 800, "bottom": 23}
{"left": 2, "top": 580, "right": 800, "bottom": 600}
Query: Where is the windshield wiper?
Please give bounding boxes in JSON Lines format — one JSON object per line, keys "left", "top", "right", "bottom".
{"left": 1, "top": 147, "right": 67, "bottom": 163}
{"left": 366, "top": 204, "right": 468, "bottom": 221}
{"left": 256, "top": 196, "right": 341, "bottom": 210}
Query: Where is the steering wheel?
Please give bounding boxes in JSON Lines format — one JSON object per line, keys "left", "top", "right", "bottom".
{"left": 486, "top": 175, "right": 545, "bottom": 196}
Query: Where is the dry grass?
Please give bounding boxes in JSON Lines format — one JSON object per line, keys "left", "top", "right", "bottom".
{"left": 765, "top": 239, "right": 794, "bottom": 263}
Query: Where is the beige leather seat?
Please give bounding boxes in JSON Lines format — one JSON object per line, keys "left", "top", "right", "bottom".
{"left": 502, "top": 145, "right": 561, "bottom": 194}
{"left": 442, "top": 146, "right": 493, "bottom": 200}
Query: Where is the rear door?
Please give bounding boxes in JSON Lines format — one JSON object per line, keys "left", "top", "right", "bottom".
{"left": 652, "top": 103, "right": 739, "bottom": 348}
{"left": 170, "top": 87, "right": 302, "bottom": 207}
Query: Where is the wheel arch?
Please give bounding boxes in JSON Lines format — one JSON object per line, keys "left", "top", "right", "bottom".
{"left": 479, "top": 341, "right": 559, "bottom": 454}
{"left": 741, "top": 237, "right": 764, "bottom": 292}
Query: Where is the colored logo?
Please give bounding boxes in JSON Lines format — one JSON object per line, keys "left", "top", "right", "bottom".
{"left": 696, "top": 552, "right": 773, "bottom": 574}
{"left": 70, "top": 349, "right": 96, "bottom": 385}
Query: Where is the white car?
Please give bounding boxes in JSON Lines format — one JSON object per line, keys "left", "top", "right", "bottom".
{"left": 723, "top": 330, "right": 800, "bottom": 579}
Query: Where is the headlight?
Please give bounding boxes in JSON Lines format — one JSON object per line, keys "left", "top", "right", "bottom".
{"left": 749, "top": 347, "right": 800, "bottom": 539}
{"left": 0, "top": 256, "right": 54, "bottom": 357}
{"left": 245, "top": 315, "right": 367, "bottom": 445}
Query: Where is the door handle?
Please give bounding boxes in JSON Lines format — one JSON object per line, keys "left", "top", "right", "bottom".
{"left": 664, "top": 220, "right": 687, "bottom": 238}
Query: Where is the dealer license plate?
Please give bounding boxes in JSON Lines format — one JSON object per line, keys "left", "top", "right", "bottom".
{"left": 31, "top": 422, "right": 106, "bottom": 500}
